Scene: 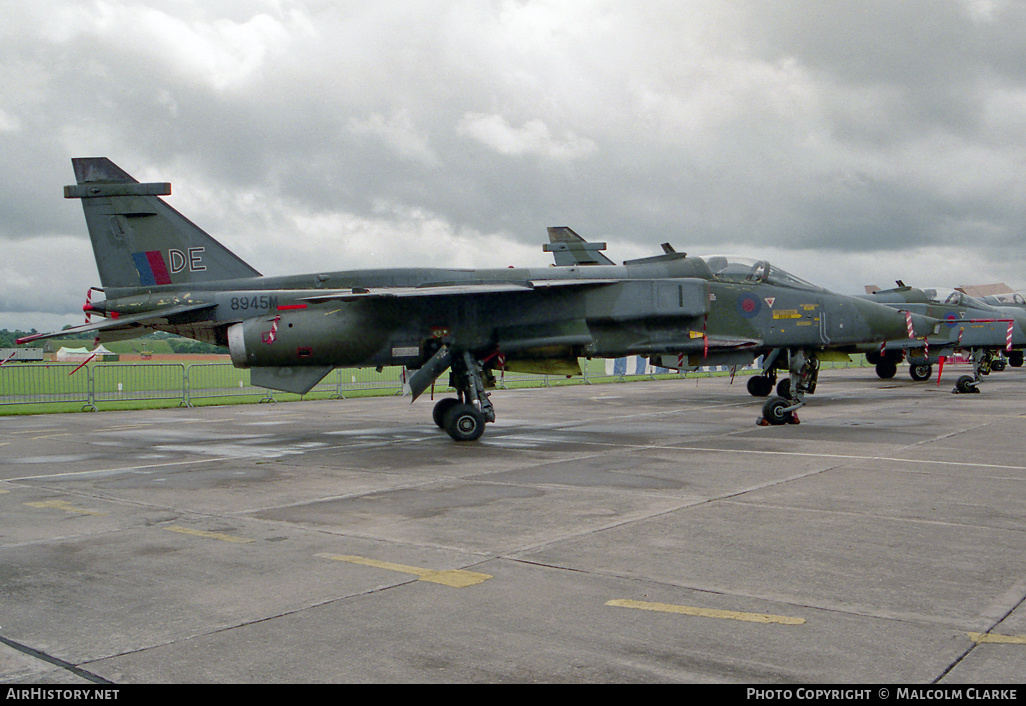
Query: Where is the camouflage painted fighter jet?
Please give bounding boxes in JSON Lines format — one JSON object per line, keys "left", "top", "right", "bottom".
{"left": 859, "top": 284, "right": 1026, "bottom": 392}
{"left": 20, "top": 158, "right": 936, "bottom": 438}
{"left": 544, "top": 229, "right": 945, "bottom": 420}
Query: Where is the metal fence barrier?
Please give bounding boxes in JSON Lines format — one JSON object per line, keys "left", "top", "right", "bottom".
{"left": 0, "top": 362, "right": 413, "bottom": 410}
{"left": 0, "top": 357, "right": 861, "bottom": 411}
{"left": 185, "top": 362, "right": 273, "bottom": 405}
{"left": 0, "top": 363, "right": 94, "bottom": 409}
{"left": 93, "top": 363, "right": 186, "bottom": 408}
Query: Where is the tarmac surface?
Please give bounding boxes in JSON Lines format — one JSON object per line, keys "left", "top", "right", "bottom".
{"left": 1, "top": 366, "right": 1024, "bottom": 684}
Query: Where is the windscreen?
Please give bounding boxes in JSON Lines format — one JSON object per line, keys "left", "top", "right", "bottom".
{"left": 922, "top": 288, "right": 993, "bottom": 309}
{"left": 704, "top": 256, "right": 825, "bottom": 292}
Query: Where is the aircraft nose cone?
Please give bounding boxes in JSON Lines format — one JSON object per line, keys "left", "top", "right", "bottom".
{"left": 906, "top": 312, "right": 939, "bottom": 339}
{"left": 851, "top": 298, "right": 912, "bottom": 340}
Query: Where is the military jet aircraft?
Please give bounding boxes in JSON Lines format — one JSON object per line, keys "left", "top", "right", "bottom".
{"left": 979, "top": 292, "right": 1026, "bottom": 353}
{"left": 20, "top": 158, "right": 936, "bottom": 438}
{"left": 859, "top": 284, "right": 1026, "bottom": 392}
{"left": 543, "top": 228, "right": 945, "bottom": 420}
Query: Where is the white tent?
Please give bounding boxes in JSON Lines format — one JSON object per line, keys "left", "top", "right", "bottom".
{"left": 55, "top": 345, "right": 116, "bottom": 362}
{"left": 55, "top": 347, "right": 91, "bottom": 362}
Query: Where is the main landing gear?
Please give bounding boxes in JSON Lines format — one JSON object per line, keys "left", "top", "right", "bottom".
{"left": 406, "top": 345, "right": 497, "bottom": 441}
{"left": 747, "top": 347, "right": 783, "bottom": 399}
{"left": 757, "top": 348, "right": 819, "bottom": 426}
{"left": 430, "top": 351, "right": 496, "bottom": 441}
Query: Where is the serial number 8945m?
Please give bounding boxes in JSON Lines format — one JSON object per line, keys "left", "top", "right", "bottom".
{"left": 230, "top": 296, "right": 279, "bottom": 311}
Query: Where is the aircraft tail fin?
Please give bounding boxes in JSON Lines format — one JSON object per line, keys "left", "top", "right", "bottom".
{"left": 543, "top": 226, "right": 615, "bottom": 266}
{"left": 66, "top": 158, "right": 261, "bottom": 289}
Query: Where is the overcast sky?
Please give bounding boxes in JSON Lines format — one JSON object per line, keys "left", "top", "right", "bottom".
{"left": 2, "top": 0, "right": 1025, "bottom": 333}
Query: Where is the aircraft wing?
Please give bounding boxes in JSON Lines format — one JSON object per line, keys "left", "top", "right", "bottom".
{"left": 632, "top": 334, "right": 762, "bottom": 355}
{"left": 299, "top": 279, "right": 619, "bottom": 303}
{"left": 16, "top": 303, "right": 217, "bottom": 345}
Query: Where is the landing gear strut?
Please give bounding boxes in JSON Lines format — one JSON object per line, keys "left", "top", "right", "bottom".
{"left": 758, "top": 348, "right": 818, "bottom": 426}
{"left": 747, "top": 348, "right": 782, "bottom": 398}
{"left": 432, "top": 351, "right": 496, "bottom": 441}
{"left": 407, "top": 345, "right": 497, "bottom": 441}
{"left": 953, "top": 349, "right": 991, "bottom": 395}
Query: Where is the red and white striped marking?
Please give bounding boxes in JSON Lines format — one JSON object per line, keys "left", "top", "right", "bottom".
{"left": 262, "top": 316, "right": 281, "bottom": 345}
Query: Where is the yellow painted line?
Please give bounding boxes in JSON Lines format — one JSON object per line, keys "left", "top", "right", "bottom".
{"left": 24, "top": 499, "right": 107, "bottom": 517}
{"left": 164, "top": 526, "right": 254, "bottom": 543}
{"left": 968, "top": 632, "right": 1026, "bottom": 645}
{"left": 606, "top": 599, "right": 805, "bottom": 625}
{"left": 317, "top": 553, "right": 492, "bottom": 588}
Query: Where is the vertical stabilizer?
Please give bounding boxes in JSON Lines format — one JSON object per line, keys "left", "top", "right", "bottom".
{"left": 66, "top": 158, "right": 261, "bottom": 288}
{"left": 543, "top": 226, "right": 614, "bottom": 266}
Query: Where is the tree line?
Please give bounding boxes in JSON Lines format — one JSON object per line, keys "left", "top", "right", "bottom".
{"left": 0, "top": 329, "right": 226, "bottom": 354}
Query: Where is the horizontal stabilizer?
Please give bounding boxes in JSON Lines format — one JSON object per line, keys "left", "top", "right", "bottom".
{"left": 68, "top": 157, "right": 261, "bottom": 288}
{"left": 16, "top": 303, "right": 216, "bottom": 345}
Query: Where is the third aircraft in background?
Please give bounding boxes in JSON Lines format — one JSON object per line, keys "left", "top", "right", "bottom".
{"left": 859, "top": 283, "right": 1026, "bottom": 393}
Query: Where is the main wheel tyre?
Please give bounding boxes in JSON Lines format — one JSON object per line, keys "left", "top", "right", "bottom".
{"left": 909, "top": 363, "right": 932, "bottom": 382}
{"left": 761, "top": 397, "right": 793, "bottom": 426}
{"left": 432, "top": 398, "right": 460, "bottom": 428}
{"left": 992, "top": 360, "right": 1007, "bottom": 372}
{"left": 776, "top": 379, "right": 791, "bottom": 398}
{"left": 875, "top": 360, "right": 897, "bottom": 379}
{"left": 1009, "top": 351, "right": 1023, "bottom": 367}
{"left": 747, "top": 375, "right": 773, "bottom": 397}
{"left": 443, "top": 403, "right": 486, "bottom": 441}
{"left": 955, "top": 375, "right": 976, "bottom": 394}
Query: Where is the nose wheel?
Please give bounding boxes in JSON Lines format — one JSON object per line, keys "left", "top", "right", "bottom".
{"left": 758, "top": 396, "right": 803, "bottom": 425}
{"left": 952, "top": 349, "right": 989, "bottom": 394}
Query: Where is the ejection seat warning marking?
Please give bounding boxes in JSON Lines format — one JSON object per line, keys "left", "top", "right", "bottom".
{"left": 968, "top": 632, "right": 1026, "bottom": 645}
{"left": 164, "top": 526, "right": 255, "bottom": 543}
{"left": 25, "top": 499, "right": 108, "bottom": 517}
{"left": 317, "top": 553, "right": 492, "bottom": 588}
{"left": 606, "top": 599, "right": 805, "bottom": 625}
{"left": 772, "top": 309, "right": 802, "bottom": 320}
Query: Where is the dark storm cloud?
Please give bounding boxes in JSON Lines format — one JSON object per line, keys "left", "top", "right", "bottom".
{"left": 1, "top": 0, "right": 1025, "bottom": 330}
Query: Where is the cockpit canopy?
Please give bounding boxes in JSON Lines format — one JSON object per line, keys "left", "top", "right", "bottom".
{"left": 986, "top": 292, "right": 1026, "bottom": 306}
{"left": 703, "top": 256, "right": 826, "bottom": 292}
{"left": 922, "top": 288, "right": 992, "bottom": 309}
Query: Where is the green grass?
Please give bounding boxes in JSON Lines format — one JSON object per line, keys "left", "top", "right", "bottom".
{"left": 0, "top": 355, "right": 870, "bottom": 415}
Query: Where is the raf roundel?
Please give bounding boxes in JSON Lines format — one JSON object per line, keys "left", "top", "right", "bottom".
{"left": 737, "top": 294, "right": 762, "bottom": 319}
